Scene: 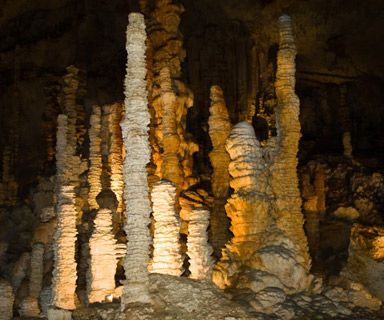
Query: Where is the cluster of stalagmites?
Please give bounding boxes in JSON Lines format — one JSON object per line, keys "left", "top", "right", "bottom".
{"left": 213, "top": 17, "right": 312, "bottom": 306}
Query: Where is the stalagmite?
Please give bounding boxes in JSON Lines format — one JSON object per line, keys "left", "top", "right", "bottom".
{"left": 208, "top": 85, "right": 232, "bottom": 256}
{"left": 213, "top": 122, "right": 269, "bottom": 288}
{"left": 272, "top": 14, "right": 311, "bottom": 268}
{"left": 0, "top": 278, "right": 14, "bottom": 320}
{"left": 120, "top": 12, "right": 151, "bottom": 307}
{"left": 19, "top": 242, "right": 45, "bottom": 317}
{"left": 50, "top": 115, "right": 78, "bottom": 311}
{"left": 160, "top": 67, "right": 184, "bottom": 187}
{"left": 187, "top": 207, "right": 214, "bottom": 280}
{"left": 150, "top": 180, "right": 183, "bottom": 276}
{"left": 88, "top": 106, "right": 102, "bottom": 210}
{"left": 87, "top": 206, "right": 119, "bottom": 303}
{"left": 213, "top": 16, "right": 312, "bottom": 298}
{"left": 108, "top": 103, "right": 124, "bottom": 216}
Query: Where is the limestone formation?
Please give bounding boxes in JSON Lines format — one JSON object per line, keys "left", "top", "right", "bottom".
{"left": 120, "top": 12, "right": 151, "bottom": 306}
{"left": 208, "top": 85, "right": 232, "bottom": 256}
{"left": 88, "top": 106, "right": 102, "bottom": 210}
{"left": 0, "top": 279, "right": 14, "bottom": 320}
{"left": 150, "top": 180, "right": 183, "bottom": 276}
{"left": 341, "top": 224, "right": 384, "bottom": 300}
{"left": 339, "top": 84, "right": 353, "bottom": 158}
{"left": 187, "top": 207, "right": 214, "bottom": 280}
{"left": 213, "top": 16, "right": 312, "bottom": 298}
{"left": 108, "top": 103, "right": 124, "bottom": 216}
{"left": 51, "top": 115, "right": 78, "bottom": 310}
{"left": 87, "top": 208, "right": 120, "bottom": 303}
{"left": 0, "top": 145, "right": 18, "bottom": 206}
{"left": 19, "top": 242, "right": 45, "bottom": 317}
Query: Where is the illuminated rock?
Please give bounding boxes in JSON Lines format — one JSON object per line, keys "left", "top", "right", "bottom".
{"left": 187, "top": 207, "right": 214, "bottom": 280}
{"left": 0, "top": 279, "right": 14, "bottom": 320}
{"left": 51, "top": 115, "right": 78, "bottom": 310}
{"left": 150, "top": 180, "right": 183, "bottom": 276}
{"left": 208, "top": 85, "right": 232, "bottom": 256}
{"left": 88, "top": 106, "right": 102, "bottom": 210}
{"left": 120, "top": 12, "right": 152, "bottom": 306}
{"left": 87, "top": 206, "right": 119, "bottom": 303}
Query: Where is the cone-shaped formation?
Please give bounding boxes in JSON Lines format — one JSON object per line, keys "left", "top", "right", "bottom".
{"left": 87, "top": 208, "right": 119, "bottom": 303}
{"left": 88, "top": 106, "right": 102, "bottom": 210}
{"left": 208, "top": 85, "right": 232, "bottom": 256}
{"left": 19, "top": 242, "right": 45, "bottom": 317}
{"left": 51, "top": 115, "right": 78, "bottom": 310}
{"left": 187, "top": 207, "right": 215, "bottom": 280}
{"left": 0, "top": 279, "right": 14, "bottom": 320}
{"left": 121, "top": 12, "right": 151, "bottom": 306}
{"left": 272, "top": 14, "right": 311, "bottom": 269}
{"left": 150, "top": 180, "right": 183, "bottom": 276}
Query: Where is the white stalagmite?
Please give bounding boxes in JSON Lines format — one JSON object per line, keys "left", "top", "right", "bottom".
{"left": 150, "top": 180, "right": 183, "bottom": 276}
{"left": 0, "top": 278, "right": 14, "bottom": 320}
{"left": 19, "top": 242, "right": 45, "bottom": 317}
{"left": 121, "top": 12, "right": 152, "bottom": 307}
{"left": 208, "top": 85, "right": 232, "bottom": 256}
{"left": 187, "top": 208, "right": 214, "bottom": 280}
{"left": 88, "top": 106, "right": 102, "bottom": 210}
{"left": 51, "top": 114, "right": 78, "bottom": 310}
{"left": 87, "top": 208, "right": 119, "bottom": 303}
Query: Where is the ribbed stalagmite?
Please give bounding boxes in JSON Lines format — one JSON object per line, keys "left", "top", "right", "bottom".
{"left": 121, "top": 12, "right": 151, "bottom": 306}
{"left": 108, "top": 103, "right": 124, "bottom": 216}
{"left": 150, "top": 180, "right": 183, "bottom": 276}
{"left": 19, "top": 242, "right": 45, "bottom": 317}
{"left": 51, "top": 115, "right": 78, "bottom": 310}
{"left": 208, "top": 85, "right": 232, "bottom": 256}
{"left": 87, "top": 208, "right": 119, "bottom": 303}
{"left": 272, "top": 14, "right": 311, "bottom": 269}
{"left": 212, "top": 122, "right": 269, "bottom": 288}
{"left": 160, "top": 67, "right": 184, "bottom": 187}
{"left": 0, "top": 278, "right": 14, "bottom": 320}
{"left": 187, "top": 207, "right": 214, "bottom": 280}
{"left": 88, "top": 106, "right": 102, "bottom": 210}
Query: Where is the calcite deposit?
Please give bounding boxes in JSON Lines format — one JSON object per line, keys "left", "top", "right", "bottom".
{"left": 120, "top": 12, "right": 152, "bottom": 306}
{"left": 208, "top": 85, "right": 232, "bottom": 256}
{"left": 88, "top": 106, "right": 102, "bottom": 210}
{"left": 150, "top": 180, "right": 183, "bottom": 276}
{"left": 0, "top": 279, "right": 14, "bottom": 320}
{"left": 187, "top": 207, "right": 214, "bottom": 280}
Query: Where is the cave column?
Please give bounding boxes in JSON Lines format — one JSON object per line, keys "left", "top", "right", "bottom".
{"left": 120, "top": 12, "right": 151, "bottom": 307}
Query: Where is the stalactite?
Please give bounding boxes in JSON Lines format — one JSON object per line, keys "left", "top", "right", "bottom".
{"left": 187, "top": 207, "right": 214, "bottom": 280}
{"left": 50, "top": 114, "right": 78, "bottom": 311}
{"left": 339, "top": 84, "right": 353, "bottom": 158}
{"left": 0, "top": 278, "right": 14, "bottom": 320}
{"left": 121, "top": 12, "right": 151, "bottom": 307}
{"left": 87, "top": 207, "right": 120, "bottom": 304}
{"left": 150, "top": 180, "right": 183, "bottom": 276}
{"left": 108, "top": 103, "right": 124, "bottom": 216}
{"left": 19, "top": 242, "right": 44, "bottom": 317}
{"left": 208, "top": 85, "right": 232, "bottom": 256}
{"left": 272, "top": 15, "right": 311, "bottom": 269}
{"left": 101, "top": 105, "right": 111, "bottom": 190}
{"left": 88, "top": 106, "right": 102, "bottom": 210}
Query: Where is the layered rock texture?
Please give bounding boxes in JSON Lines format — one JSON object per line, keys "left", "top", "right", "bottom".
{"left": 208, "top": 85, "right": 232, "bottom": 256}
{"left": 187, "top": 207, "right": 214, "bottom": 280}
{"left": 0, "top": 279, "right": 14, "bottom": 320}
{"left": 120, "top": 12, "right": 151, "bottom": 306}
{"left": 213, "top": 16, "right": 313, "bottom": 300}
{"left": 51, "top": 115, "right": 78, "bottom": 311}
{"left": 150, "top": 180, "right": 183, "bottom": 276}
